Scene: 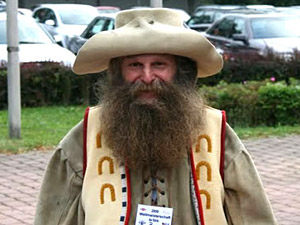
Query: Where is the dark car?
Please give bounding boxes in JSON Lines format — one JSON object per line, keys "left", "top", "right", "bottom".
{"left": 187, "top": 8, "right": 229, "bottom": 32}
{"left": 68, "top": 14, "right": 115, "bottom": 55}
{"left": 187, "top": 5, "right": 245, "bottom": 32}
{"left": 203, "top": 13, "right": 300, "bottom": 61}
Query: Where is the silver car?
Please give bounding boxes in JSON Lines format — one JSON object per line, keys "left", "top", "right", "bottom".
{"left": 0, "top": 11, "right": 75, "bottom": 69}
{"left": 32, "top": 4, "right": 99, "bottom": 49}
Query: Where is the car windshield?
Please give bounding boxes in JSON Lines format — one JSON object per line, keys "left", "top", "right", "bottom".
{"left": 251, "top": 16, "right": 300, "bottom": 39}
{"left": 57, "top": 7, "right": 98, "bottom": 25}
{"left": 188, "top": 11, "right": 226, "bottom": 25}
{"left": 0, "top": 17, "right": 53, "bottom": 44}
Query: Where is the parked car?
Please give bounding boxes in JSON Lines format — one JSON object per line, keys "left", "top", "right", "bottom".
{"left": 193, "top": 4, "right": 244, "bottom": 14}
{"left": 275, "top": 6, "right": 300, "bottom": 14}
{"left": 96, "top": 6, "right": 120, "bottom": 14}
{"left": 245, "top": 4, "right": 275, "bottom": 12}
{"left": 32, "top": 4, "right": 99, "bottom": 49}
{"left": 203, "top": 13, "right": 300, "bottom": 61}
{"left": 0, "top": 12, "right": 75, "bottom": 69}
{"left": 68, "top": 14, "right": 116, "bottom": 55}
{"left": 18, "top": 8, "right": 33, "bottom": 17}
{"left": 186, "top": 7, "right": 244, "bottom": 32}
{"left": 0, "top": 1, "right": 5, "bottom": 6}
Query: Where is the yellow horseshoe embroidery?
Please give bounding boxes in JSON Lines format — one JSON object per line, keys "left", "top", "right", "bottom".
{"left": 195, "top": 134, "right": 212, "bottom": 153}
{"left": 199, "top": 189, "right": 211, "bottom": 209}
{"left": 196, "top": 161, "right": 212, "bottom": 181}
{"left": 98, "top": 156, "right": 114, "bottom": 175}
{"left": 100, "top": 183, "right": 116, "bottom": 204}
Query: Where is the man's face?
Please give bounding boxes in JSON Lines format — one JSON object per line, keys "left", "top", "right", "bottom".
{"left": 100, "top": 54, "right": 204, "bottom": 170}
{"left": 121, "top": 54, "right": 176, "bottom": 102}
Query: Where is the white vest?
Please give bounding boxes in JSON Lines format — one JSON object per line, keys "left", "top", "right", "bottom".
{"left": 81, "top": 106, "right": 227, "bottom": 225}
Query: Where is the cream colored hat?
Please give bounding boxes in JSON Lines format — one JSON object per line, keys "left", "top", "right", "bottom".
{"left": 72, "top": 8, "right": 223, "bottom": 77}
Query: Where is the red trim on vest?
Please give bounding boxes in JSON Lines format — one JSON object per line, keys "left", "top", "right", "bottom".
{"left": 190, "top": 150, "right": 205, "bottom": 225}
{"left": 124, "top": 166, "right": 131, "bottom": 225}
{"left": 83, "top": 107, "right": 90, "bottom": 177}
{"left": 220, "top": 110, "right": 226, "bottom": 182}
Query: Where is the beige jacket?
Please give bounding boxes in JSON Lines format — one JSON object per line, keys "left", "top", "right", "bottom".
{"left": 34, "top": 120, "right": 277, "bottom": 225}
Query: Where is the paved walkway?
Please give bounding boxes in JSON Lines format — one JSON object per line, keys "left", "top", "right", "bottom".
{"left": 0, "top": 135, "right": 300, "bottom": 225}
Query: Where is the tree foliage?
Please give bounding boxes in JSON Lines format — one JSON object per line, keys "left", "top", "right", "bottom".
{"left": 201, "top": 0, "right": 300, "bottom": 6}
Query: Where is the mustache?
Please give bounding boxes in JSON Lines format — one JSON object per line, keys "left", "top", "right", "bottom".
{"left": 129, "top": 79, "right": 168, "bottom": 97}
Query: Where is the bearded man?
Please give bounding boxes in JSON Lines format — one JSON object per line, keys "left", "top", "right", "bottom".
{"left": 34, "top": 8, "right": 277, "bottom": 225}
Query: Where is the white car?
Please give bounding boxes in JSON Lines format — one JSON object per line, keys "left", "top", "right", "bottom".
{"left": 32, "top": 4, "right": 99, "bottom": 48}
{"left": 0, "top": 11, "right": 75, "bottom": 69}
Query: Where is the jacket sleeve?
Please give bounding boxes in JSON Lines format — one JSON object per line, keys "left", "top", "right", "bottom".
{"left": 223, "top": 124, "right": 278, "bottom": 225}
{"left": 34, "top": 121, "right": 85, "bottom": 225}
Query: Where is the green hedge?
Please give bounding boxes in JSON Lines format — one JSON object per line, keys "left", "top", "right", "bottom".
{"left": 199, "top": 51, "right": 300, "bottom": 86}
{"left": 258, "top": 82, "right": 300, "bottom": 126}
{"left": 201, "top": 79, "right": 300, "bottom": 127}
{"left": 0, "top": 64, "right": 102, "bottom": 109}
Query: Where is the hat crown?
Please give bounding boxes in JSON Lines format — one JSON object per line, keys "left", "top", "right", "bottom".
{"left": 73, "top": 8, "right": 223, "bottom": 77}
{"left": 115, "top": 8, "right": 184, "bottom": 28}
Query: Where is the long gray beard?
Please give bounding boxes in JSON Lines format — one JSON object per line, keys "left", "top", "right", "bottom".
{"left": 99, "top": 80, "right": 205, "bottom": 170}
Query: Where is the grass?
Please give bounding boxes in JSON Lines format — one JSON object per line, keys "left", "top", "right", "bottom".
{"left": 1, "top": 105, "right": 300, "bottom": 154}
{"left": 0, "top": 105, "right": 87, "bottom": 154}
{"left": 234, "top": 125, "right": 300, "bottom": 140}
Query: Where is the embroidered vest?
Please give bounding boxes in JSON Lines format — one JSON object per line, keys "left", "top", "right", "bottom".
{"left": 82, "top": 106, "right": 227, "bottom": 225}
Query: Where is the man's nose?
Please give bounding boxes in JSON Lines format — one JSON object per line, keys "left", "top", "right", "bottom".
{"left": 140, "top": 67, "right": 155, "bottom": 84}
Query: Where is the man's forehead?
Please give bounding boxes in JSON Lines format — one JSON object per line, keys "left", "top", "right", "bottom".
{"left": 123, "top": 53, "right": 176, "bottom": 60}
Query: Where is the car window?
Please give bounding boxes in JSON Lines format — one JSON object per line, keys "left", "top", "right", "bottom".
{"left": 33, "top": 9, "right": 45, "bottom": 23}
{"left": 33, "top": 8, "right": 57, "bottom": 25}
{"left": 200, "top": 11, "right": 215, "bottom": 23}
{"left": 187, "top": 11, "right": 215, "bottom": 25}
{"left": 187, "top": 11, "right": 205, "bottom": 25}
{"left": 86, "top": 18, "right": 107, "bottom": 38}
{"left": 231, "top": 18, "right": 247, "bottom": 36}
{"left": 207, "top": 17, "right": 246, "bottom": 38}
{"left": 207, "top": 17, "right": 234, "bottom": 38}
{"left": 251, "top": 17, "right": 300, "bottom": 39}
{"left": 103, "top": 19, "right": 115, "bottom": 31}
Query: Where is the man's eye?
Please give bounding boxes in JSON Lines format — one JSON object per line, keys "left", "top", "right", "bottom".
{"left": 129, "top": 62, "right": 142, "bottom": 67}
{"left": 153, "top": 62, "right": 165, "bottom": 67}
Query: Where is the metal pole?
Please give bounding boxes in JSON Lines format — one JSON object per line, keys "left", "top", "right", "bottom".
{"left": 150, "top": 0, "right": 163, "bottom": 7}
{"left": 7, "top": 0, "right": 21, "bottom": 139}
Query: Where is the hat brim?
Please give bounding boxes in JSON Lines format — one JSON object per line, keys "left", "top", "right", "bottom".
{"left": 72, "top": 19, "right": 223, "bottom": 78}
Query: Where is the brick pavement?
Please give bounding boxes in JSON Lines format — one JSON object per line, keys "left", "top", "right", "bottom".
{"left": 0, "top": 135, "right": 300, "bottom": 225}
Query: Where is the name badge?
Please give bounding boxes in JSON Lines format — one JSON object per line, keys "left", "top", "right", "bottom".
{"left": 135, "top": 204, "right": 173, "bottom": 225}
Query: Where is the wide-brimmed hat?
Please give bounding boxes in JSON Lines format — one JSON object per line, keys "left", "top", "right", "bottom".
{"left": 72, "top": 8, "right": 223, "bottom": 78}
